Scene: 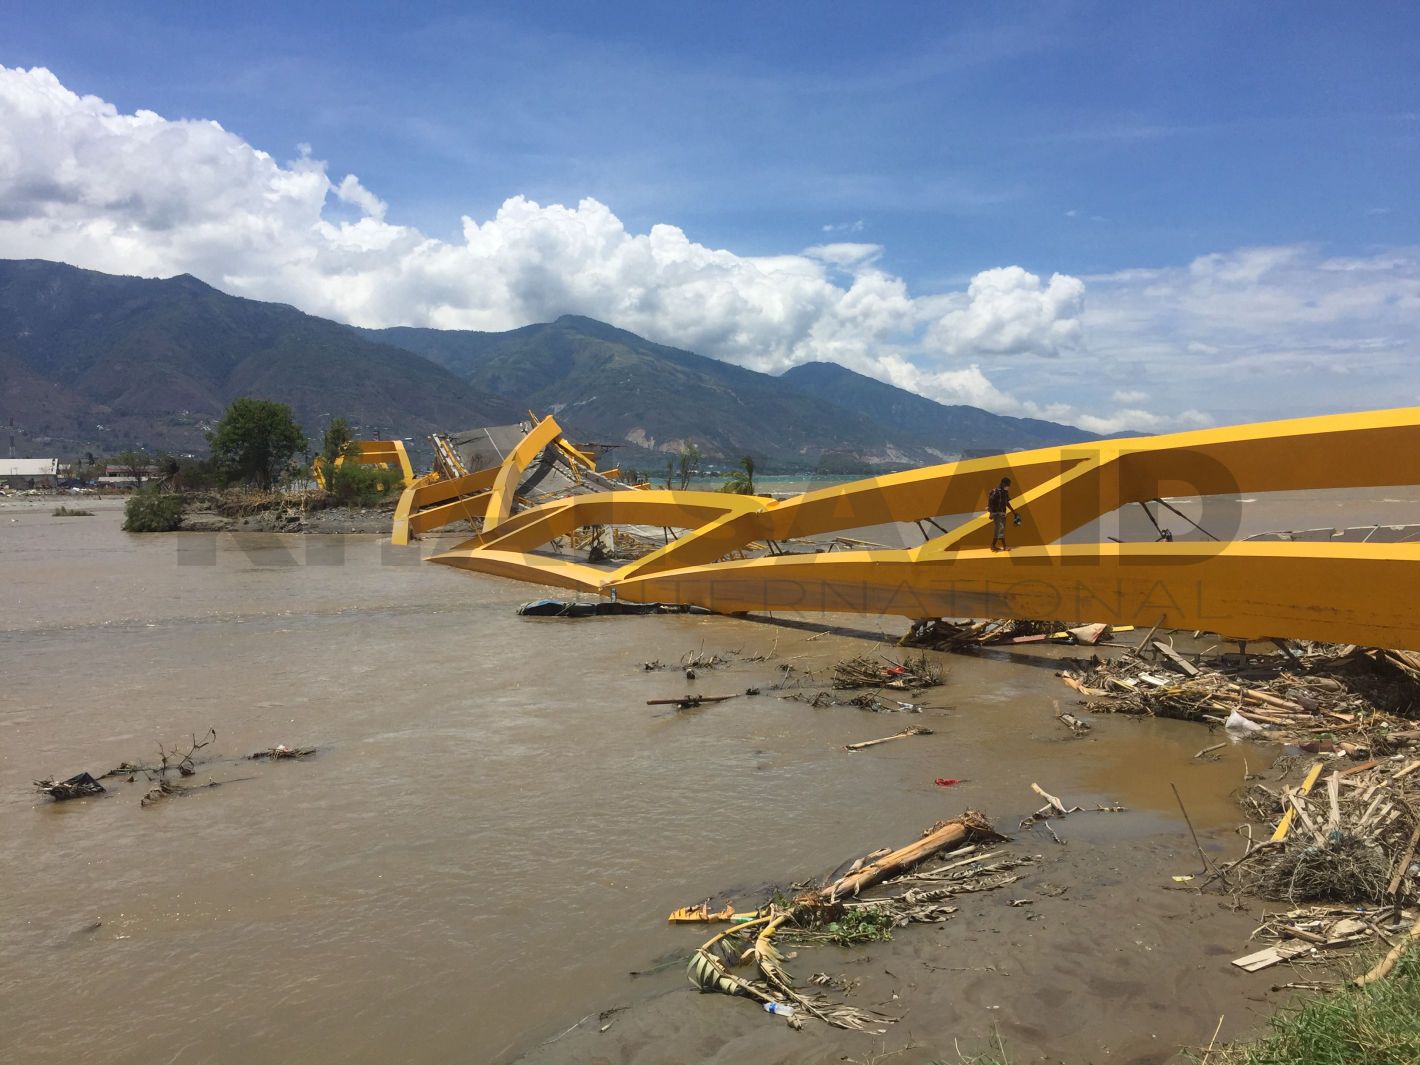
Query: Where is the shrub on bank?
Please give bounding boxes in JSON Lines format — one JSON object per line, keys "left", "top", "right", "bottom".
{"left": 329, "top": 463, "right": 404, "bottom": 508}
{"left": 1210, "top": 946, "right": 1420, "bottom": 1064}
{"left": 123, "top": 490, "right": 185, "bottom": 532}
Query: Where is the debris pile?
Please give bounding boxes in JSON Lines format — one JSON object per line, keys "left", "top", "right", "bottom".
{"left": 1219, "top": 757, "right": 1420, "bottom": 906}
{"left": 1215, "top": 754, "right": 1420, "bottom": 979}
{"left": 832, "top": 653, "right": 943, "bottom": 691}
{"left": 902, "top": 618, "right": 1121, "bottom": 652}
{"left": 679, "top": 812, "right": 1023, "bottom": 1028}
{"left": 1057, "top": 641, "right": 1420, "bottom": 747}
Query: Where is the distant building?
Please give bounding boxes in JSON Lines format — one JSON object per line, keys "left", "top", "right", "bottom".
{"left": 1, "top": 458, "right": 59, "bottom": 488}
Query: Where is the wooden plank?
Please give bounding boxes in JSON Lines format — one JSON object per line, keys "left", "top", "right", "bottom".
{"left": 1232, "top": 941, "right": 1311, "bottom": 971}
{"left": 1288, "top": 793, "right": 1325, "bottom": 845}
{"left": 1340, "top": 758, "right": 1382, "bottom": 777}
{"left": 1387, "top": 822, "right": 1420, "bottom": 897}
{"left": 1393, "top": 759, "right": 1420, "bottom": 781}
{"left": 1272, "top": 761, "right": 1326, "bottom": 843}
{"left": 1153, "top": 640, "right": 1200, "bottom": 677}
{"left": 1325, "top": 772, "right": 1341, "bottom": 835}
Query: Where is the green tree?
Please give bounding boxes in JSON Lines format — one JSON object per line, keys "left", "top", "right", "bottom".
{"left": 208, "top": 398, "right": 307, "bottom": 489}
{"left": 677, "top": 442, "right": 700, "bottom": 491}
{"left": 665, "top": 456, "right": 675, "bottom": 490}
{"left": 317, "top": 416, "right": 361, "bottom": 490}
{"left": 720, "top": 455, "right": 756, "bottom": 495}
{"left": 116, "top": 448, "right": 149, "bottom": 486}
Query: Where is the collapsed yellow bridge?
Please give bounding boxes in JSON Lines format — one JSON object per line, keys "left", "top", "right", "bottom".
{"left": 381, "top": 407, "right": 1420, "bottom": 651}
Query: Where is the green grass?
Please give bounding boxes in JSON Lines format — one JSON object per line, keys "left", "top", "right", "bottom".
{"left": 1210, "top": 947, "right": 1420, "bottom": 1064}
{"left": 52, "top": 505, "right": 94, "bottom": 516}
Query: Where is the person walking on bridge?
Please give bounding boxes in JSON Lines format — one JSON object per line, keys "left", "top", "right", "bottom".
{"left": 987, "top": 477, "right": 1020, "bottom": 552}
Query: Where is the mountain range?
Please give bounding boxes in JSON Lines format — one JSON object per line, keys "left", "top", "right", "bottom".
{"left": 0, "top": 259, "right": 1098, "bottom": 468}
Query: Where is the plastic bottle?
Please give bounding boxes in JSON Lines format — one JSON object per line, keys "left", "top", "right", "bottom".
{"left": 763, "top": 1001, "right": 796, "bottom": 1019}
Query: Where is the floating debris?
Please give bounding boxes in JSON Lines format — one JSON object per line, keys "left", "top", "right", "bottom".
{"left": 901, "top": 618, "right": 1127, "bottom": 652}
{"left": 34, "top": 772, "right": 105, "bottom": 801}
{"left": 832, "top": 653, "right": 943, "bottom": 691}
{"left": 1057, "top": 641, "right": 1420, "bottom": 748}
{"left": 647, "top": 693, "right": 740, "bottom": 709}
{"left": 845, "top": 725, "right": 934, "bottom": 751}
{"left": 247, "top": 745, "right": 316, "bottom": 760}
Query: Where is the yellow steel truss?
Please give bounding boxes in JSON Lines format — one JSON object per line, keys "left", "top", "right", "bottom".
{"left": 394, "top": 407, "right": 1420, "bottom": 650}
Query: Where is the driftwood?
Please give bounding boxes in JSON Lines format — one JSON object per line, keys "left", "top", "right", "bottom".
{"left": 823, "top": 811, "right": 1001, "bottom": 900}
{"left": 844, "top": 725, "right": 933, "bottom": 751}
{"left": 647, "top": 694, "right": 739, "bottom": 708}
{"left": 685, "top": 811, "right": 1005, "bottom": 1030}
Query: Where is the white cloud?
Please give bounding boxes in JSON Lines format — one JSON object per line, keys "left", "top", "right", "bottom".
{"left": 12, "top": 65, "right": 1417, "bottom": 437}
{"left": 334, "top": 174, "right": 387, "bottom": 221}
{"left": 0, "top": 65, "right": 1107, "bottom": 417}
{"left": 925, "top": 267, "right": 1085, "bottom": 358}
{"left": 1074, "top": 407, "right": 1211, "bottom": 435}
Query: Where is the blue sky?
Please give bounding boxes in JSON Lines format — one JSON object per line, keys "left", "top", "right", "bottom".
{"left": 3, "top": 3, "right": 1418, "bottom": 430}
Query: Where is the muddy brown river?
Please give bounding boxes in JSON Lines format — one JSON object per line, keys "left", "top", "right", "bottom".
{"left": 3, "top": 491, "right": 1417, "bottom": 1063}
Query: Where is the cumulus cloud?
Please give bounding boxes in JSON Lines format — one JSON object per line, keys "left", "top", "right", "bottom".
{"left": 1083, "top": 243, "right": 1420, "bottom": 418}
{"left": 0, "top": 64, "right": 1300, "bottom": 437}
{"left": 924, "top": 266, "right": 1085, "bottom": 358}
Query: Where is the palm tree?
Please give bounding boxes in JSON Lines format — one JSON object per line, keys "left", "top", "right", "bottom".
{"left": 720, "top": 455, "right": 756, "bottom": 495}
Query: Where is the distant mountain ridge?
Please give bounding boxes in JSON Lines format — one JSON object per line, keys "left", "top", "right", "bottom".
{"left": 362, "top": 317, "right": 1099, "bottom": 467}
{"left": 0, "top": 259, "right": 520, "bottom": 455}
{"left": 779, "top": 361, "right": 1095, "bottom": 454}
{"left": 362, "top": 316, "right": 925, "bottom": 467}
{"left": 0, "top": 258, "right": 1100, "bottom": 467}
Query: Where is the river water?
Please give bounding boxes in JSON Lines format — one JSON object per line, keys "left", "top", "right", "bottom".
{"left": 2, "top": 490, "right": 1416, "bottom": 1064}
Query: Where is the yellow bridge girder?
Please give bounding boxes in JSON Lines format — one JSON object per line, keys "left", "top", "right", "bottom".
{"left": 396, "top": 406, "right": 1420, "bottom": 651}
